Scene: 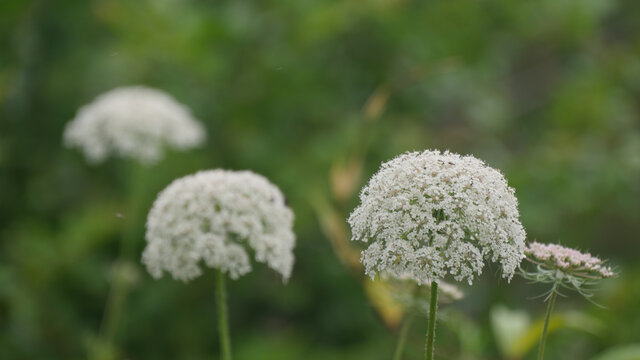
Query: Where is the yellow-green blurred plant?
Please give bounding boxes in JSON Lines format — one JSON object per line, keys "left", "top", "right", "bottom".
{"left": 491, "top": 305, "right": 605, "bottom": 360}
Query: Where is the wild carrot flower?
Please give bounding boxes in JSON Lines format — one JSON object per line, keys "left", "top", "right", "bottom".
{"left": 521, "top": 242, "right": 614, "bottom": 301}
{"left": 525, "top": 242, "right": 613, "bottom": 278}
{"left": 142, "top": 169, "right": 296, "bottom": 282}
{"left": 349, "top": 149, "right": 526, "bottom": 360}
{"left": 64, "top": 87, "right": 206, "bottom": 359}
{"left": 143, "top": 169, "right": 295, "bottom": 360}
{"left": 348, "top": 150, "right": 526, "bottom": 286}
{"left": 64, "top": 86, "right": 205, "bottom": 164}
{"left": 520, "top": 242, "right": 616, "bottom": 360}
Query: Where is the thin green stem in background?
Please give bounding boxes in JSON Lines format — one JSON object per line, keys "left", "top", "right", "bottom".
{"left": 393, "top": 315, "right": 414, "bottom": 360}
{"left": 94, "top": 163, "right": 146, "bottom": 359}
{"left": 425, "top": 281, "right": 439, "bottom": 360}
{"left": 100, "top": 263, "right": 130, "bottom": 344}
{"left": 538, "top": 284, "right": 558, "bottom": 360}
{"left": 217, "top": 270, "right": 232, "bottom": 360}
{"left": 119, "top": 162, "right": 147, "bottom": 261}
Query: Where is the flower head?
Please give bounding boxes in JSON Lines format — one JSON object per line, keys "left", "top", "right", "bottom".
{"left": 521, "top": 243, "right": 614, "bottom": 302}
{"left": 142, "top": 170, "right": 295, "bottom": 282}
{"left": 348, "top": 150, "right": 526, "bottom": 285}
{"left": 521, "top": 242, "right": 615, "bottom": 303}
{"left": 524, "top": 242, "right": 614, "bottom": 279}
{"left": 64, "top": 86, "right": 206, "bottom": 164}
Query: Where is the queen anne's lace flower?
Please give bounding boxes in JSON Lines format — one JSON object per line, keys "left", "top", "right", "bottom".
{"left": 64, "top": 86, "right": 206, "bottom": 164}
{"left": 142, "top": 170, "right": 295, "bottom": 282}
{"left": 520, "top": 242, "right": 615, "bottom": 303}
{"left": 525, "top": 242, "right": 613, "bottom": 279}
{"left": 348, "top": 150, "right": 526, "bottom": 285}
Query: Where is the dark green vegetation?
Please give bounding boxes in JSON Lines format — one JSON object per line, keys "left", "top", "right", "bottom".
{"left": 2, "top": 0, "right": 640, "bottom": 359}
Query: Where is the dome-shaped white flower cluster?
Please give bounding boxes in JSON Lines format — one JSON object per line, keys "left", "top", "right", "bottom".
{"left": 64, "top": 86, "right": 206, "bottom": 164}
{"left": 142, "top": 170, "right": 295, "bottom": 282}
{"left": 348, "top": 150, "right": 526, "bottom": 285}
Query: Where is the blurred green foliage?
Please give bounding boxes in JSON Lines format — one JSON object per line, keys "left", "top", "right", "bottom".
{"left": 1, "top": 0, "right": 640, "bottom": 359}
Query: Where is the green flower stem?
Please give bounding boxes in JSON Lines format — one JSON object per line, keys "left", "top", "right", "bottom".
{"left": 119, "top": 162, "right": 146, "bottom": 260}
{"left": 100, "top": 266, "right": 129, "bottom": 344}
{"left": 393, "top": 315, "right": 414, "bottom": 360}
{"left": 538, "top": 285, "right": 558, "bottom": 360}
{"left": 95, "top": 164, "right": 145, "bottom": 359}
{"left": 425, "top": 281, "right": 439, "bottom": 360}
{"left": 216, "top": 270, "right": 232, "bottom": 360}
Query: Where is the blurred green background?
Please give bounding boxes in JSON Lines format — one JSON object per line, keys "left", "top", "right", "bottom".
{"left": 2, "top": 0, "right": 640, "bottom": 359}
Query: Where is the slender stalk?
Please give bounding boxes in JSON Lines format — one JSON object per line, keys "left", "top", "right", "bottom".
{"left": 216, "top": 270, "right": 232, "bottom": 360}
{"left": 100, "top": 263, "right": 129, "bottom": 344}
{"left": 538, "top": 285, "right": 558, "bottom": 360}
{"left": 393, "top": 315, "right": 414, "bottom": 360}
{"left": 95, "top": 163, "right": 145, "bottom": 358}
{"left": 425, "top": 281, "right": 439, "bottom": 360}
{"left": 119, "top": 162, "right": 146, "bottom": 260}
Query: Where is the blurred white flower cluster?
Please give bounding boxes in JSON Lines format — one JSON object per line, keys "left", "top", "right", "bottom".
{"left": 348, "top": 150, "right": 526, "bottom": 285}
{"left": 385, "top": 274, "right": 464, "bottom": 313}
{"left": 142, "top": 170, "right": 295, "bottom": 282}
{"left": 525, "top": 242, "right": 614, "bottom": 279}
{"left": 64, "top": 86, "right": 206, "bottom": 164}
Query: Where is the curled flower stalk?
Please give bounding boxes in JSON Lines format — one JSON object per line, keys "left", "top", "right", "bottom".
{"left": 520, "top": 242, "right": 615, "bottom": 360}
{"left": 348, "top": 150, "right": 526, "bottom": 360}
{"left": 143, "top": 169, "right": 296, "bottom": 359}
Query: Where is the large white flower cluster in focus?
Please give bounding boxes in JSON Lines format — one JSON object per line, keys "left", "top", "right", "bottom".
{"left": 64, "top": 86, "right": 206, "bottom": 164}
{"left": 142, "top": 170, "right": 296, "bottom": 282}
{"left": 348, "top": 150, "right": 526, "bottom": 285}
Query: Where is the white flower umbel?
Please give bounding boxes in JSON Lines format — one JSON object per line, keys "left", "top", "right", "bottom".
{"left": 142, "top": 169, "right": 296, "bottom": 282}
{"left": 350, "top": 150, "right": 526, "bottom": 360}
{"left": 143, "top": 170, "right": 294, "bottom": 360}
{"left": 349, "top": 150, "right": 526, "bottom": 286}
{"left": 64, "top": 86, "right": 206, "bottom": 164}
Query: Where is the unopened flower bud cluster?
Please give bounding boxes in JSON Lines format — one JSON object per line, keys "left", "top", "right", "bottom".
{"left": 525, "top": 242, "right": 613, "bottom": 279}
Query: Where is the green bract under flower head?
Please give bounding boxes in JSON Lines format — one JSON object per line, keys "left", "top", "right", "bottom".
{"left": 142, "top": 170, "right": 295, "bottom": 282}
{"left": 348, "top": 150, "right": 526, "bottom": 285}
